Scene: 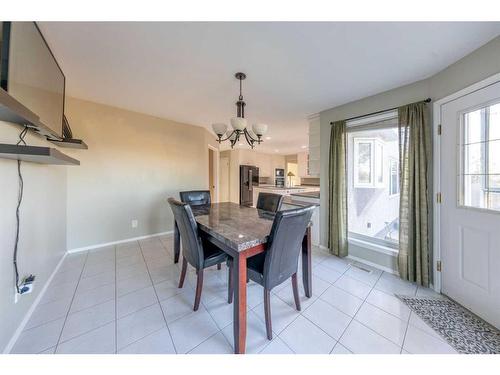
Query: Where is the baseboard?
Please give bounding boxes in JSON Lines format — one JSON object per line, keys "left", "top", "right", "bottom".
{"left": 319, "top": 245, "right": 329, "bottom": 252}
{"left": 67, "top": 230, "right": 174, "bottom": 254}
{"left": 3, "top": 252, "right": 68, "bottom": 354}
{"left": 345, "top": 254, "right": 399, "bottom": 275}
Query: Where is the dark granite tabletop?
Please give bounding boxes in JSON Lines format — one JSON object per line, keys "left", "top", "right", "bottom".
{"left": 191, "top": 202, "right": 275, "bottom": 252}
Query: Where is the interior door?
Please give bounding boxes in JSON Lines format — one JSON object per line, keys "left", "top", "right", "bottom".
{"left": 220, "top": 157, "right": 230, "bottom": 202}
{"left": 440, "top": 80, "right": 500, "bottom": 328}
{"left": 208, "top": 148, "right": 215, "bottom": 200}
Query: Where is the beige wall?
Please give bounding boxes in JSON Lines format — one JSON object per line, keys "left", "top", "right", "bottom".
{"left": 64, "top": 97, "right": 217, "bottom": 250}
{"left": 0, "top": 121, "right": 67, "bottom": 351}
{"left": 319, "top": 35, "right": 500, "bottom": 269}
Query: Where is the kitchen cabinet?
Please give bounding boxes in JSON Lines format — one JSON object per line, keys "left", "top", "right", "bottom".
{"left": 297, "top": 151, "right": 309, "bottom": 177}
{"left": 237, "top": 149, "right": 283, "bottom": 178}
{"left": 307, "top": 114, "right": 320, "bottom": 176}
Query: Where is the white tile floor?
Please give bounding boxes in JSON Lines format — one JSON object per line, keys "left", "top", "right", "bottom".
{"left": 11, "top": 235, "right": 458, "bottom": 354}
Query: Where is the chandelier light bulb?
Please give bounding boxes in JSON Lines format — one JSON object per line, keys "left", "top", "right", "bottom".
{"left": 252, "top": 123, "right": 268, "bottom": 136}
{"left": 231, "top": 117, "right": 247, "bottom": 131}
{"left": 212, "top": 123, "right": 228, "bottom": 136}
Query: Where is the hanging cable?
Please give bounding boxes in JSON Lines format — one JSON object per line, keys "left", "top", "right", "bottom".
{"left": 13, "top": 126, "right": 28, "bottom": 294}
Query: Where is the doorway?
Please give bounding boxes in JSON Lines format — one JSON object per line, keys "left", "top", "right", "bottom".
{"left": 208, "top": 146, "right": 219, "bottom": 202}
{"left": 220, "top": 156, "right": 230, "bottom": 202}
{"left": 436, "top": 76, "right": 500, "bottom": 328}
{"left": 286, "top": 162, "right": 299, "bottom": 187}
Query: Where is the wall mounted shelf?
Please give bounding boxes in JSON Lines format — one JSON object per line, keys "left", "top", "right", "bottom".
{"left": 0, "top": 144, "right": 80, "bottom": 165}
{"left": 48, "top": 138, "right": 88, "bottom": 149}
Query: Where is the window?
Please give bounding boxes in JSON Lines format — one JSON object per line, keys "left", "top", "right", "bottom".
{"left": 347, "top": 119, "right": 399, "bottom": 247}
{"left": 461, "top": 102, "right": 500, "bottom": 211}
{"left": 353, "top": 138, "right": 384, "bottom": 188}
{"left": 389, "top": 158, "right": 399, "bottom": 196}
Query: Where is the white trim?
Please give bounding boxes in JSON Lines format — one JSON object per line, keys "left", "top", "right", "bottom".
{"left": 307, "top": 113, "right": 320, "bottom": 121}
{"left": 433, "top": 72, "right": 500, "bottom": 107}
{"left": 432, "top": 71, "right": 500, "bottom": 295}
{"left": 319, "top": 245, "right": 329, "bottom": 252}
{"left": 3, "top": 252, "right": 67, "bottom": 354}
{"left": 346, "top": 109, "right": 398, "bottom": 128}
{"left": 318, "top": 244, "right": 398, "bottom": 274}
{"left": 208, "top": 145, "right": 220, "bottom": 203}
{"left": 67, "top": 230, "right": 173, "bottom": 254}
{"left": 345, "top": 254, "right": 398, "bottom": 275}
{"left": 347, "top": 237, "right": 398, "bottom": 257}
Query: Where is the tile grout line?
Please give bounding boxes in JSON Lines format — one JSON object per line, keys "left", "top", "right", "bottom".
{"left": 278, "top": 259, "right": 354, "bottom": 352}
{"left": 399, "top": 288, "right": 416, "bottom": 354}
{"left": 138, "top": 238, "right": 178, "bottom": 354}
{"left": 235, "top": 254, "right": 351, "bottom": 353}
{"left": 54, "top": 250, "right": 90, "bottom": 353}
{"left": 186, "top": 329, "right": 228, "bottom": 354}
{"left": 255, "top": 258, "right": 353, "bottom": 352}
{"left": 335, "top": 268, "right": 385, "bottom": 353}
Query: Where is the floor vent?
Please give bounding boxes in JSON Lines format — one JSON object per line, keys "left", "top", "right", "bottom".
{"left": 351, "top": 264, "right": 372, "bottom": 273}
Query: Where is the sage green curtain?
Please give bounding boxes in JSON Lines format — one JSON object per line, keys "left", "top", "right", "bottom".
{"left": 328, "top": 120, "right": 348, "bottom": 257}
{"left": 398, "top": 102, "right": 431, "bottom": 287}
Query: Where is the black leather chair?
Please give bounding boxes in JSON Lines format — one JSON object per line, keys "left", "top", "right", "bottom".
{"left": 256, "top": 192, "right": 284, "bottom": 212}
{"left": 179, "top": 190, "right": 211, "bottom": 206}
{"left": 228, "top": 205, "right": 315, "bottom": 340}
{"left": 179, "top": 190, "right": 222, "bottom": 270}
{"left": 168, "top": 198, "right": 228, "bottom": 311}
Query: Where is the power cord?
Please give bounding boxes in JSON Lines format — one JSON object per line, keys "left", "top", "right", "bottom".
{"left": 13, "top": 126, "right": 28, "bottom": 294}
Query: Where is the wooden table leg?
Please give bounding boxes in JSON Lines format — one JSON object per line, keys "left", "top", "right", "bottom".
{"left": 302, "top": 226, "right": 312, "bottom": 298}
{"left": 233, "top": 252, "right": 247, "bottom": 354}
{"left": 174, "top": 221, "right": 180, "bottom": 264}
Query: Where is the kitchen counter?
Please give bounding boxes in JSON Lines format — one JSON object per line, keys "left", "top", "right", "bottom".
{"left": 290, "top": 191, "right": 320, "bottom": 199}
{"left": 257, "top": 185, "right": 304, "bottom": 190}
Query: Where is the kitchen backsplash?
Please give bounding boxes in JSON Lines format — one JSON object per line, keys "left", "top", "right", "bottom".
{"left": 259, "top": 176, "right": 272, "bottom": 185}
{"left": 300, "top": 177, "right": 320, "bottom": 186}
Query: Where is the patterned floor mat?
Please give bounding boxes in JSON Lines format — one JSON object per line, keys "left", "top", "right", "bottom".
{"left": 397, "top": 295, "right": 500, "bottom": 354}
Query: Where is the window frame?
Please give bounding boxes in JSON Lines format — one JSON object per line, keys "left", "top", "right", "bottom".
{"left": 388, "top": 157, "right": 400, "bottom": 197}
{"left": 347, "top": 111, "right": 400, "bottom": 250}
{"left": 460, "top": 101, "right": 500, "bottom": 213}
{"left": 352, "top": 137, "right": 385, "bottom": 189}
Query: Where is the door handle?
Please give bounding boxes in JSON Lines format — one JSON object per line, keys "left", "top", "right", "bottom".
{"left": 249, "top": 170, "right": 253, "bottom": 191}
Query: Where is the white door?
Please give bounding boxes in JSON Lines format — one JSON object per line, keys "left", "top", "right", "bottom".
{"left": 440, "top": 80, "right": 500, "bottom": 328}
{"left": 220, "top": 157, "right": 230, "bottom": 202}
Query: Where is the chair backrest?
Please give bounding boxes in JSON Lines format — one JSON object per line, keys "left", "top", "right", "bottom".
{"left": 179, "top": 190, "right": 211, "bottom": 206}
{"left": 256, "top": 192, "right": 284, "bottom": 212}
{"left": 168, "top": 198, "right": 204, "bottom": 269}
{"left": 263, "top": 205, "right": 315, "bottom": 290}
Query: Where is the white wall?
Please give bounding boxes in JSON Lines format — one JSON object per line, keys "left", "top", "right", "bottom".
{"left": 0, "top": 121, "right": 67, "bottom": 351}
{"left": 64, "top": 97, "right": 218, "bottom": 250}
{"left": 319, "top": 35, "right": 500, "bottom": 269}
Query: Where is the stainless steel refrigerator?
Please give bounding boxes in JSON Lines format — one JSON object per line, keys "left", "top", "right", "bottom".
{"left": 240, "top": 165, "right": 259, "bottom": 206}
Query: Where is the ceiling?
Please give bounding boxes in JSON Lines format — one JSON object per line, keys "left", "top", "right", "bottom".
{"left": 38, "top": 22, "right": 500, "bottom": 154}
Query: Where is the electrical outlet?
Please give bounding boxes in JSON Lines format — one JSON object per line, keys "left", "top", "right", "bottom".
{"left": 14, "top": 274, "right": 36, "bottom": 303}
{"left": 131, "top": 219, "right": 138, "bottom": 228}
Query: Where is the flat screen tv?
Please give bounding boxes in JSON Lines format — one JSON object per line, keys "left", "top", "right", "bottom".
{"left": 1, "top": 22, "right": 65, "bottom": 136}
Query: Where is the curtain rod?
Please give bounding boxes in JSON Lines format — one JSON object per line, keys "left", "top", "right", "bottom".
{"left": 330, "top": 98, "right": 431, "bottom": 125}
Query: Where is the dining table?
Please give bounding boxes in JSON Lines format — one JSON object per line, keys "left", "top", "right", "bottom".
{"left": 172, "top": 202, "right": 313, "bottom": 354}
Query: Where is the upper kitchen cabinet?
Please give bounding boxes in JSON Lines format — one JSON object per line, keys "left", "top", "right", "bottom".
{"left": 307, "top": 114, "right": 320, "bottom": 176}
{"left": 256, "top": 152, "right": 272, "bottom": 177}
{"left": 297, "top": 151, "right": 308, "bottom": 177}
{"left": 297, "top": 114, "right": 320, "bottom": 177}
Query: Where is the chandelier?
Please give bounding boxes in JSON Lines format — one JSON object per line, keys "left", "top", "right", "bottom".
{"left": 212, "top": 72, "right": 268, "bottom": 148}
